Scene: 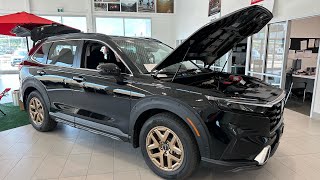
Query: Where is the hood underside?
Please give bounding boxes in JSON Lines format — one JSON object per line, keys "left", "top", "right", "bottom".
{"left": 153, "top": 5, "right": 273, "bottom": 71}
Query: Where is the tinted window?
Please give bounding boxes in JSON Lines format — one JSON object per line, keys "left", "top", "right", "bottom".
{"left": 33, "top": 43, "right": 51, "bottom": 64}
{"left": 47, "top": 41, "right": 80, "bottom": 67}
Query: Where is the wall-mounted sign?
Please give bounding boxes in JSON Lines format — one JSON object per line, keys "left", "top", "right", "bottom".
{"left": 208, "top": 0, "right": 221, "bottom": 17}
{"left": 156, "top": 0, "right": 174, "bottom": 13}
{"left": 250, "top": 0, "right": 274, "bottom": 13}
{"left": 138, "top": 0, "right": 155, "bottom": 13}
{"left": 93, "top": 0, "right": 173, "bottom": 14}
{"left": 251, "top": 0, "right": 264, "bottom": 5}
{"left": 121, "top": 0, "right": 137, "bottom": 12}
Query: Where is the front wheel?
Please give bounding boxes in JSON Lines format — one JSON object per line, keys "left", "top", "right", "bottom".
{"left": 26, "top": 91, "right": 57, "bottom": 132}
{"left": 140, "top": 113, "right": 200, "bottom": 179}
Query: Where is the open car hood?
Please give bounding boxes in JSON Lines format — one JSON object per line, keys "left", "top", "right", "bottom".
{"left": 153, "top": 5, "right": 273, "bottom": 71}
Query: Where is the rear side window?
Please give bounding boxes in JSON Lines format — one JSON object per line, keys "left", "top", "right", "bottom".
{"left": 32, "top": 43, "right": 51, "bottom": 64}
{"left": 47, "top": 41, "right": 80, "bottom": 67}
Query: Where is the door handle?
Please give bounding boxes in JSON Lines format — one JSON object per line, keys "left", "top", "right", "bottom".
{"left": 36, "top": 70, "right": 46, "bottom": 76}
{"left": 73, "top": 76, "right": 85, "bottom": 82}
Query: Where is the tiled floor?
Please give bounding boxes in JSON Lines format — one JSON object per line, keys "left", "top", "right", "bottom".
{"left": 1, "top": 109, "right": 320, "bottom": 180}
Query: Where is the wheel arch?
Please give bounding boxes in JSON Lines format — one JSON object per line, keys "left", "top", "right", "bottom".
{"left": 21, "top": 77, "right": 51, "bottom": 110}
{"left": 129, "top": 96, "right": 212, "bottom": 158}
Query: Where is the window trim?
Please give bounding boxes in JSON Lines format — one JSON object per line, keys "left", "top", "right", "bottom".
{"left": 79, "top": 39, "right": 133, "bottom": 75}
{"left": 30, "top": 38, "right": 134, "bottom": 76}
{"left": 35, "top": 38, "right": 133, "bottom": 75}
{"left": 31, "top": 42, "right": 52, "bottom": 64}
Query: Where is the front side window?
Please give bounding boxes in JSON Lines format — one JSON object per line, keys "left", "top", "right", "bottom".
{"left": 47, "top": 41, "right": 80, "bottom": 67}
{"left": 113, "top": 38, "right": 173, "bottom": 73}
{"left": 32, "top": 43, "right": 51, "bottom": 64}
{"left": 81, "top": 41, "right": 130, "bottom": 74}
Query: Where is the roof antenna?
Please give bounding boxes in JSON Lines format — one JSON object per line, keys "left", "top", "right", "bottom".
{"left": 171, "top": 46, "right": 191, "bottom": 82}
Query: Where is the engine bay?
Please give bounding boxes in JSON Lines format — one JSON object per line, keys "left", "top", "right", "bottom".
{"left": 193, "top": 74, "right": 261, "bottom": 95}
{"left": 161, "top": 71, "right": 281, "bottom": 101}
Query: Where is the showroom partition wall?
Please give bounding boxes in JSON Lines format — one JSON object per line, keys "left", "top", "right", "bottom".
{"left": 246, "top": 21, "right": 291, "bottom": 89}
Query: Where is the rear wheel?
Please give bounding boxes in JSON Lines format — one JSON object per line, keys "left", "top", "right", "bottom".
{"left": 140, "top": 113, "right": 200, "bottom": 179}
{"left": 27, "top": 91, "right": 57, "bottom": 131}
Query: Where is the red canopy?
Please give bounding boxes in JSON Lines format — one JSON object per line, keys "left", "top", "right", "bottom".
{"left": 0, "top": 11, "right": 57, "bottom": 36}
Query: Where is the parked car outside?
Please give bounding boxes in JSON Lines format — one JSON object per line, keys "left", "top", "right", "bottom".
{"left": 11, "top": 49, "right": 28, "bottom": 66}
{"left": 20, "top": 6, "right": 284, "bottom": 179}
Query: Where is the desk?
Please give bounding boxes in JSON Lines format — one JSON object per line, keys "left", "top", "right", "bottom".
{"left": 292, "top": 74, "right": 316, "bottom": 80}
{"left": 292, "top": 74, "right": 315, "bottom": 93}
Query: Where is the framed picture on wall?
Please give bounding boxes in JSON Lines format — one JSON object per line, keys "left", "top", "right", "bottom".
{"left": 138, "top": 0, "right": 156, "bottom": 13}
{"left": 94, "top": 0, "right": 120, "bottom": 2}
{"left": 208, "top": 0, "right": 221, "bottom": 17}
{"left": 108, "top": 3, "right": 121, "bottom": 11}
{"left": 94, "top": 3, "right": 108, "bottom": 11}
{"left": 156, "top": 0, "right": 174, "bottom": 13}
{"left": 121, "top": 0, "right": 138, "bottom": 12}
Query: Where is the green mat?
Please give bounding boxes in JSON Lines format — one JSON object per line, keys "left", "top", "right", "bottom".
{"left": 0, "top": 103, "right": 30, "bottom": 132}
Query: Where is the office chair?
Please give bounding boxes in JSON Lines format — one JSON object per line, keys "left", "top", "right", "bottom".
{"left": 285, "top": 72, "right": 307, "bottom": 103}
{"left": 0, "top": 88, "right": 11, "bottom": 115}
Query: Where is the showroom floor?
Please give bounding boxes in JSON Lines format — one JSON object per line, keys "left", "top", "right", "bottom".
{"left": 1, "top": 109, "right": 320, "bottom": 180}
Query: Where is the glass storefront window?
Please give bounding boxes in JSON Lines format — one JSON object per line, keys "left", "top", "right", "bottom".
{"left": 0, "top": 35, "right": 28, "bottom": 73}
{"left": 265, "top": 76, "right": 281, "bottom": 87}
{"left": 96, "top": 17, "right": 124, "bottom": 36}
{"left": 250, "top": 27, "right": 266, "bottom": 73}
{"left": 96, "top": 17, "right": 152, "bottom": 37}
{"left": 250, "top": 73, "right": 263, "bottom": 80}
{"left": 40, "top": 16, "right": 87, "bottom": 32}
{"left": 265, "top": 22, "right": 286, "bottom": 76}
{"left": 124, "top": 18, "right": 151, "bottom": 37}
{"left": 62, "top": 17, "right": 87, "bottom": 32}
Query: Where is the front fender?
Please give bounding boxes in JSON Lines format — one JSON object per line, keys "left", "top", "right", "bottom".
{"left": 129, "top": 96, "right": 212, "bottom": 158}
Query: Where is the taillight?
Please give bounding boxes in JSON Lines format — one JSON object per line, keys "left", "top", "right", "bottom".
{"left": 18, "top": 63, "right": 23, "bottom": 71}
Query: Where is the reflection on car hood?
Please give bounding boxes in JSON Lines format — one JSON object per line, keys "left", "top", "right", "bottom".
{"left": 153, "top": 5, "right": 273, "bottom": 71}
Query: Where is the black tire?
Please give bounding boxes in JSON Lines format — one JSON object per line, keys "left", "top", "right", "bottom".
{"left": 26, "top": 91, "right": 57, "bottom": 132}
{"left": 140, "top": 112, "right": 200, "bottom": 179}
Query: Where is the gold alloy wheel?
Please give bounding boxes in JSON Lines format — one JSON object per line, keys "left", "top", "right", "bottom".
{"left": 146, "top": 126, "right": 184, "bottom": 171}
{"left": 29, "top": 97, "right": 44, "bottom": 126}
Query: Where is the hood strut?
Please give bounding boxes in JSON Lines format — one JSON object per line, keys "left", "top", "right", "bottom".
{"left": 171, "top": 46, "right": 191, "bottom": 82}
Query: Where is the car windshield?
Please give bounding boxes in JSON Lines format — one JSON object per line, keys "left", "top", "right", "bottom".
{"left": 113, "top": 38, "right": 173, "bottom": 73}
{"left": 113, "top": 38, "right": 202, "bottom": 74}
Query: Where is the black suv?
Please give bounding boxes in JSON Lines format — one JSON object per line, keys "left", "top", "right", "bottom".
{"left": 20, "top": 6, "right": 284, "bottom": 179}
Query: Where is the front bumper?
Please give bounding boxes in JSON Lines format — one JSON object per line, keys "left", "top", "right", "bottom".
{"left": 201, "top": 122, "right": 284, "bottom": 172}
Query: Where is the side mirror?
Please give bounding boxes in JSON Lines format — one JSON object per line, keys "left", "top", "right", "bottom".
{"left": 97, "top": 63, "right": 121, "bottom": 76}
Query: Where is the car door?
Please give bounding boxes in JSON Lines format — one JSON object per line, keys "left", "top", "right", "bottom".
{"left": 36, "top": 40, "right": 82, "bottom": 125}
{"left": 71, "top": 41, "right": 132, "bottom": 138}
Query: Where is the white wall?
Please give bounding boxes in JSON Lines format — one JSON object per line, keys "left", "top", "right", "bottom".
{"left": 291, "top": 17, "right": 320, "bottom": 38}
{"left": 272, "top": 0, "right": 320, "bottom": 23}
{"left": 0, "top": 0, "right": 28, "bottom": 13}
{"left": 0, "top": 0, "right": 175, "bottom": 47}
{"left": 174, "top": 0, "right": 212, "bottom": 41}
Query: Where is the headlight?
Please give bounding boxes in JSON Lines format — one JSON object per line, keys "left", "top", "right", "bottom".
{"left": 205, "top": 95, "right": 267, "bottom": 114}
